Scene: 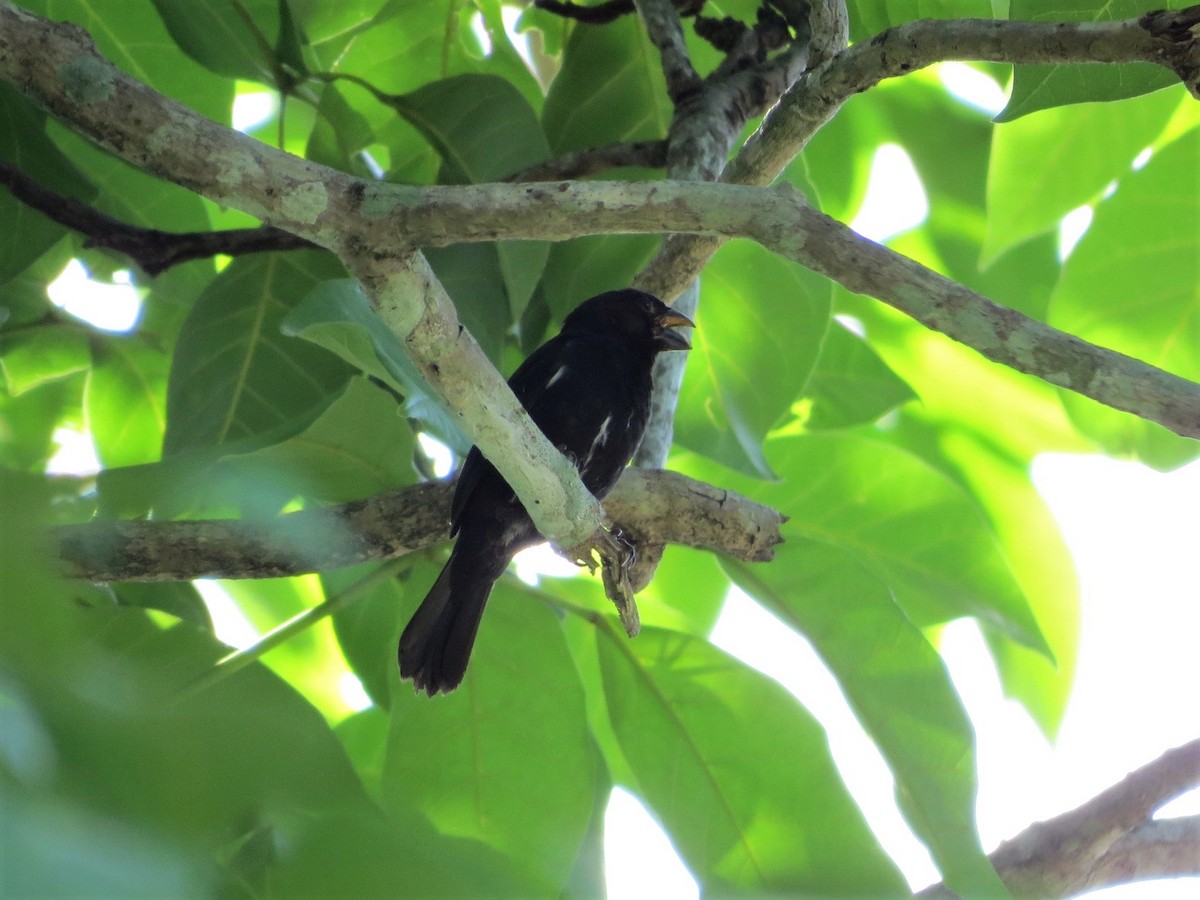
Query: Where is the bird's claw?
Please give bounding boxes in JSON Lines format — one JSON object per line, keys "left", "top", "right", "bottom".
{"left": 558, "top": 524, "right": 641, "bottom": 638}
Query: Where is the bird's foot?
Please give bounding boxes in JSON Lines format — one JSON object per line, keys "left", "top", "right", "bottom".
{"left": 559, "top": 523, "right": 641, "bottom": 638}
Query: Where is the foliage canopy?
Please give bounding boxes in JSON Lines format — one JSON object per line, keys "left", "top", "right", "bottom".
{"left": 1, "top": 0, "right": 1198, "bottom": 896}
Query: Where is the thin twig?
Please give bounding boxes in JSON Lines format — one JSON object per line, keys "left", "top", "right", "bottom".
{"left": 504, "top": 140, "right": 668, "bottom": 181}
{"left": 0, "top": 160, "right": 313, "bottom": 275}
{"left": 172, "top": 558, "right": 405, "bottom": 701}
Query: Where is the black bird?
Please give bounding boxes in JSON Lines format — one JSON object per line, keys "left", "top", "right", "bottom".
{"left": 399, "top": 289, "right": 694, "bottom": 695}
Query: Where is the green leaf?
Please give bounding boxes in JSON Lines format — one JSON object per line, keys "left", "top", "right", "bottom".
{"left": 937, "top": 437, "right": 1080, "bottom": 737}
{"left": 596, "top": 623, "right": 907, "bottom": 895}
{"left": 150, "top": 0, "right": 280, "bottom": 82}
{"left": 634, "top": 545, "right": 732, "bottom": 635}
{"left": 275, "top": 0, "right": 309, "bottom": 84}
{"left": 0, "top": 84, "right": 96, "bottom": 281}
{"left": 201, "top": 376, "right": 416, "bottom": 502}
{"left": 724, "top": 544, "right": 1006, "bottom": 896}
{"left": 984, "top": 87, "right": 1183, "bottom": 263}
{"left": 297, "top": 1, "right": 393, "bottom": 69}
{"left": 385, "top": 74, "right": 552, "bottom": 319}
{"left": 389, "top": 74, "right": 550, "bottom": 184}
{"left": 112, "top": 581, "right": 213, "bottom": 631}
{"left": 25, "top": 0, "right": 235, "bottom": 125}
{"left": 31, "top": 607, "right": 370, "bottom": 843}
{"left": 1000, "top": 0, "right": 1191, "bottom": 119}
{"left": 0, "top": 325, "right": 90, "bottom": 396}
{"left": 270, "top": 804, "right": 535, "bottom": 897}
{"left": 164, "top": 251, "right": 353, "bottom": 454}
{"left": 0, "top": 377, "right": 81, "bottom": 472}
{"left": 218, "top": 576, "right": 355, "bottom": 718}
{"left": 85, "top": 336, "right": 169, "bottom": 468}
{"left": 1048, "top": 129, "right": 1200, "bottom": 469}
{"left": 682, "top": 433, "right": 1050, "bottom": 653}
{"left": 382, "top": 570, "right": 605, "bottom": 893}
{"left": 2, "top": 784, "right": 207, "bottom": 898}
{"left": 542, "top": 14, "right": 670, "bottom": 153}
{"left": 282, "top": 277, "right": 467, "bottom": 452}
{"left": 845, "top": 0, "right": 993, "bottom": 42}
{"left": 424, "top": 243, "right": 513, "bottom": 363}
{"left": 0, "top": 470, "right": 82, "bottom": 674}
{"left": 329, "top": 563, "right": 407, "bottom": 710}
{"left": 335, "top": 706, "right": 390, "bottom": 799}
{"left": 675, "top": 240, "right": 831, "bottom": 478}
{"left": 802, "top": 321, "right": 916, "bottom": 430}
{"left": 874, "top": 74, "right": 993, "bottom": 282}
{"left": 540, "top": 236, "right": 661, "bottom": 320}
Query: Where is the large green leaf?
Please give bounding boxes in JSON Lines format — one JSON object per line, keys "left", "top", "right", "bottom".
{"left": 30, "top": 0, "right": 235, "bottom": 123}
{"left": 385, "top": 73, "right": 552, "bottom": 319}
{"left": 282, "top": 277, "right": 468, "bottom": 451}
{"left": 675, "top": 240, "right": 831, "bottom": 478}
{"left": 724, "top": 543, "right": 1006, "bottom": 896}
{"left": 296, "top": 0, "right": 393, "bottom": 69}
{"left": 935, "top": 434, "right": 1080, "bottom": 737}
{"left": 382, "top": 570, "right": 605, "bottom": 893}
{"left": 389, "top": 74, "right": 549, "bottom": 184}
{"left": 538, "top": 14, "right": 669, "bottom": 317}
{"left": 164, "top": 251, "right": 353, "bottom": 454}
{"left": 150, "top": 0, "right": 280, "bottom": 82}
{"left": 26, "top": 606, "right": 370, "bottom": 846}
{"left": 873, "top": 73, "right": 994, "bottom": 284}
{"left": 1001, "top": 0, "right": 1192, "bottom": 119}
{"left": 681, "top": 433, "right": 1050, "bottom": 652}
{"left": 270, "top": 803, "right": 536, "bottom": 897}
{"left": 329, "top": 563, "right": 408, "bottom": 710}
{"left": 0, "top": 84, "right": 96, "bottom": 281}
{"left": 540, "top": 235, "right": 661, "bottom": 319}
{"left": 218, "top": 576, "right": 355, "bottom": 718}
{"left": 846, "top": 0, "right": 993, "bottom": 42}
{"left": 801, "top": 320, "right": 916, "bottom": 430}
{"left": 424, "top": 243, "right": 514, "bottom": 363}
{"left": 196, "top": 375, "right": 417, "bottom": 505}
{"left": 0, "top": 324, "right": 90, "bottom": 396}
{"left": 2, "top": 780, "right": 208, "bottom": 898}
{"left": 984, "top": 87, "right": 1183, "bottom": 263}
{"left": 85, "top": 336, "right": 169, "bottom": 468}
{"left": 596, "top": 622, "right": 907, "bottom": 895}
{"left": 1049, "top": 128, "right": 1200, "bottom": 468}
{"left": 0, "top": 377, "right": 81, "bottom": 472}
{"left": 542, "top": 14, "right": 670, "bottom": 153}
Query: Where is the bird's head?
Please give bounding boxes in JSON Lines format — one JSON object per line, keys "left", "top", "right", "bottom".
{"left": 562, "top": 289, "right": 695, "bottom": 353}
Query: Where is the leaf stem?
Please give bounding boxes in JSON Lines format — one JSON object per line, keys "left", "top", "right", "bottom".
{"left": 174, "top": 559, "right": 407, "bottom": 701}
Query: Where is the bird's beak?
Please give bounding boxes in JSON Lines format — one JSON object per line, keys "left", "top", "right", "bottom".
{"left": 655, "top": 309, "right": 695, "bottom": 351}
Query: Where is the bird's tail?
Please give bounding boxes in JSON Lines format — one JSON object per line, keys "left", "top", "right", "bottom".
{"left": 398, "top": 548, "right": 499, "bottom": 695}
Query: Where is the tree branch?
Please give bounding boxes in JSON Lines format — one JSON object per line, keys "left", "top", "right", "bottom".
{"left": 55, "top": 470, "right": 785, "bottom": 582}
{"left": 637, "top": 4, "right": 1200, "bottom": 313}
{"left": 920, "top": 738, "right": 1200, "bottom": 896}
{"left": 633, "top": 0, "right": 701, "bottom": 103}
{"left": 503, "top": 139, "right": 669, "bottom": 182}
{"left": 0, "top": 140, "right": 671, "bottom": 276}
{"left": 3, "top": 3, "right": 1198, "bottom": 520}
{"left": 632, "top": 0, "right": 813, "bottom": 467}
